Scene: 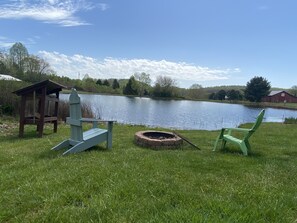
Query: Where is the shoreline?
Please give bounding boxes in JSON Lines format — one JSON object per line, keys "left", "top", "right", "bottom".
{"left": 61, "top": 90, "right": 297, "bottom": 111}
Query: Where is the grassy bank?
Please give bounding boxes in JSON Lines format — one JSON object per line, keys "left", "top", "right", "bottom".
{"left": 0, "top": 120, "right": 297, "bottom": 222}
{"left": 207, "top": 99, "right": 297, "bottom": 110}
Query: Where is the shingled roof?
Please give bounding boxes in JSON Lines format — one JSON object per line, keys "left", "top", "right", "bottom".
{"left": 13, "top": 79, "right": 66, "bottom": 96}
{"left": 267, "top": 91, "right": 282, "bottom": 96}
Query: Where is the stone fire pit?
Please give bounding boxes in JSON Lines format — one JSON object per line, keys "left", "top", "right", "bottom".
{"left": 134, "top": 130, "right": 183, "bottom": 149}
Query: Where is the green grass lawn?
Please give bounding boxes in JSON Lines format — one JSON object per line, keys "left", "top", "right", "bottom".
{"left": 0, "top": 120, "right": 297, "bottom": 222}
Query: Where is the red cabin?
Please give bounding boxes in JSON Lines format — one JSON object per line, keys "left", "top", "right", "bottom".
{"left": 262, "top": 91, "right": 297, "bottom": 103}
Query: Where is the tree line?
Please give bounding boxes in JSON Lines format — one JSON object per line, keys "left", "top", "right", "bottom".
{"left": 1, "top": 42, "right": 296, "bottom": 103}
{"left": 0, "top": 43, "right": 179, "bottom": 97}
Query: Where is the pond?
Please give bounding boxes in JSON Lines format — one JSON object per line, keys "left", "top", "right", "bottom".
{"left": 60, "top": 94, "right": 297, "bottom": 130}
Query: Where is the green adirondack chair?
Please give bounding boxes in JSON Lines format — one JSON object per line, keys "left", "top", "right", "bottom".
{"left": 51, "top": 88, "right": 114, "bottom": 155}
{"left": 213, "top": 109, "right": 265, "bottom": 155}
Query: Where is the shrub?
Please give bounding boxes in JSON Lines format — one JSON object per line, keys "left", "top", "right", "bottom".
{"left": 58, "top": 100, "right": 69, "bottom": 121}
{"left": 284, "top": 117, "right": 297, "bottom": 124}
{"left": 81, "top": 102, "right": 94, "bottom": 118}
{"left": 0, "top": 80, "right": 29, "bottom": 116}
{"left": 58, "top": 100, "right": 95, "bottom": 122}
{"left": 0, "top": 104, "right": 14, "bottom": 116}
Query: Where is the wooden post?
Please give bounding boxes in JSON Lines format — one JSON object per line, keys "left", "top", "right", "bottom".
{"left": 33, "top": 90, "right": 36, "bottom": 124}
{"left": 38, "top": 87, "right": 46, "bottom": 137}
{"left": 107, "top": 121, "right": 113, "bottom": 149}
{"left": 19, "top": 95, "right": 26, "bottom": 137}
{"left": 53, "top": 91, "right": 59, "bottom": 133}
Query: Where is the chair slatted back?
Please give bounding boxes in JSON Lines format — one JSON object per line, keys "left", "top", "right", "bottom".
{"left": 251, "top": 109, "right": 265, "bottom": 132}
{"left": 244, "top": 109, "right": 265, "bottom": 140}
{"left": 67, "top": 89, "right": 83, "bottom": 141}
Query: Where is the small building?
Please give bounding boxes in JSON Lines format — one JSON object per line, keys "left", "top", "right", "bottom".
{"left": 14, "top": 79, "right": 66, "bottom": 137}
{"left": 262, "top": 90, "right": 297, "bottom": 103}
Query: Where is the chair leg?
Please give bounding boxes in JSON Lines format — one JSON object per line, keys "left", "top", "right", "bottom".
{"left": 240, "top": 143, "right": 248, "bottom": 156}
{"left": 245, "top": 140, "right": 251, "bottom": 151}
{"left": 221, "top": 140, "right": 227, "bottom": 150}
{"left": 63, "top": 142, "right": 90, "bottom": 155}
{"left": 51, "top": 140, "right": 70, "bottom": 151}
{"left": 214, "top": 137, "right": 227, "bottom": 152}
{"left": 214, "top": 129, "right": 225, "bottom": 152}
{"left": 106, "top": 132, "right": 112, "bottom": 149}
{"left": 107, "top": 122, "right": 113, "bottom": 149}
{"left": 53, "top": 121, "right": 58, "bottom": 133}
{"left": 213, "top": 137, "right": 221, "bottom": 151}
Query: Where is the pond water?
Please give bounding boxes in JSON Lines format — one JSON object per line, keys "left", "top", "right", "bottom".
{"left": 60, "top": 94, "right": 297, "bottom": 130}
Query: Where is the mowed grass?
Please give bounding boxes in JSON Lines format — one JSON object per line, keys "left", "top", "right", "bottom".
{"left": 0, "top": 121, "right": 297, "bottom": 222}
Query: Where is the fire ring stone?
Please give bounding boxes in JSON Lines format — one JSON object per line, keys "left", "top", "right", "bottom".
{"left": 134, "top": 130, "right": 183, "bottom": 149}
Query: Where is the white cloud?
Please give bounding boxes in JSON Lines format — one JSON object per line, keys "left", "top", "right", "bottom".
{"left": 0, "top": 36, "right": 40, "bottom": 48}
{"left": 0, "top": 0, "right": 108, "bottom": 26}
{"left": 0, "top": 36, "right": 15, "bottom": 48}
{"left": 0, "top": 42, "right": 15, "bottom": 48}
{"left": 39, "top": 51, "right": 240, "bottom": 86}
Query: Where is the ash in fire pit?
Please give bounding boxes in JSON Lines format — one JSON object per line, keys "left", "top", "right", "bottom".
{"left": 135, "top": 130, "right": 183, "bottom": 149}
{"left": 143, "top": 131, "right": 175, "bottom": 140}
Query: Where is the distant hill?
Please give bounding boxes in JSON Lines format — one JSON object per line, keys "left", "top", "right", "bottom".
{"left": 203, "top": 85, "right": 288, "bottom": 94}
{"left": 203, "top": 85, "right": 245, "bottom": 94}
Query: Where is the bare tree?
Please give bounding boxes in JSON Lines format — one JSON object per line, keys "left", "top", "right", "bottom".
{"left": 153, "top": 75, "right": 177, "bottom": 97}
{"left": 188, "top": 84, "right": 204, "bottom": 99}
{"left": 22, "top": 55, "right": 51, "bottom": 81}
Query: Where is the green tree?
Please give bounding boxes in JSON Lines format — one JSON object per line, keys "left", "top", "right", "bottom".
{"left": 103, "top": 79, "right": 110, "bottom": 86}
{"left": 0, "top": 60, "right": 9, "bottom": 74}
{"left": 134, "top": 72, "right": 151, "bottom": 96}
{"left": 96, "top": 79, "right": 102, "bottom": 85}
{"left": 216, "top": 89, "right": 226, "bottom": 100}
{"left": 244, "top": 76, "right": 271, "bottom": 102}
{"left": 209, "top": 92, "right": 216, "bottom": 100}
{"left": 82, "top": 77, "right": 97, "bottom": 92}
{"left": 123, "top": 76, "right": 138, "bottom": 95}
{"left": 0, "top": 50, "right": 9, "bottom": 74}
{"left": 153, "top": 75, "right": 177, "bottom": 98}
{"left": 188, "top": 84, "right": 204, "bottom": 99}
{"left": 289, "top": 85, "right": 297, "bottom": 96}
{"left": 112, "top": 79, "right": 120, "bottom": 89}
{"left": 9, "top": 42, "right": 29, "bottom": 73}
{"left": 227, "top": 89, "right": 243, "bottom": 101}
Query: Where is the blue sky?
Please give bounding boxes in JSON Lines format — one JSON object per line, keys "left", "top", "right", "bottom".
{"left": 0, "top": 0, "right": 296, "bottom": 88}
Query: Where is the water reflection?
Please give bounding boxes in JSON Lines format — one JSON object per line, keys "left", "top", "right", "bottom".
{"left": 60, "top": 94, "right": 297, "bottom": 130}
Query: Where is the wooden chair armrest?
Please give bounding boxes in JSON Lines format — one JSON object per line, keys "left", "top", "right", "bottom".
{"left": 224, "top": 127, "right": 250, "bottom": 136}
{"left": 80, "top": 118, "right": 115, "bottom": 123}
{"left": 80, "top": 118, "right": 100, "bottom": 123}
{"left": 225, "top": 127, "right": 250, "bottom": 132}
{"left": 80, "top": 118, "right": 115, "bottom": 128}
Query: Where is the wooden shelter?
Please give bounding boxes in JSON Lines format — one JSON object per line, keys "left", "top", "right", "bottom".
{"left": 14, "top": 79, "right": 66, "bottom": 137}
{"left": 262, "top": 90, "right": 297, "bottom": 103}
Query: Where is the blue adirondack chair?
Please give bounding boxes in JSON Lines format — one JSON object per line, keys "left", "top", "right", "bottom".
{"left": 51, "top": 88, "right": 114, "bottom": 155}
{"left": 213, "top": 109, "right": 265, "bottom": 155}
